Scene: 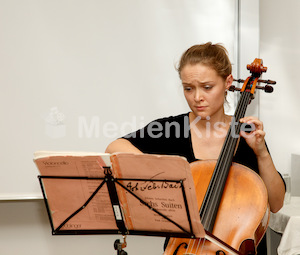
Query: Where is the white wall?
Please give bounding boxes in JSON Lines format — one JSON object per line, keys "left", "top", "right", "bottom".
{"left": 259, "top": 2, "right": 300, "bottom": 253}
{"left": 238, "top": 0, "right": 260, "bottom": 116}
{"left": 0, "top": 0, "right": 237, "bottom": 200}
{"left": 0, "top": 200, "right": 165, "bottom": 255}
{"left": 259, "top": 0, "right": 300, "bottom": 175}
{"left": 0, "top": 1, "right": 238, "bottom": 255}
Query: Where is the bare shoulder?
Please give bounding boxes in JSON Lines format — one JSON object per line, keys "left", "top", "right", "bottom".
{"left": 105, "top": 138, "right": 142, "bottom": 154}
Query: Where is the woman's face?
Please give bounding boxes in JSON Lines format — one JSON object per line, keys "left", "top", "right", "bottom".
{"left": 181, "top": 63, "right": 232, "bottom": 120}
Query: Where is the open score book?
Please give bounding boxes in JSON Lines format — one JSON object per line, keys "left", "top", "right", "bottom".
{"left": 34, "top": 151, "right": 205, "bottom": 238}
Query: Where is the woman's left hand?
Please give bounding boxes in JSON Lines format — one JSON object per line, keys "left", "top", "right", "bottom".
{"left": 239, "top": 116, "right": 268, "bottom": 157}
{"left": 240, "top": 116, "right": 286, "bottom": 212}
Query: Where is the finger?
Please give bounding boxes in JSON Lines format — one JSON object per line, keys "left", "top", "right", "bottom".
{"left": 240, "top": 130, "right": 255, "bottom": 139}
{"left": 240, "top": 129, "right": 265, "bottom": 140}
{"left": 254, "top": 129, "right": 266, "bottom": 138}
{"left": 251, "top": 130, "right": 266, "bottom": 144}
{"left": 240, "top": 116, "right": 259, "bottom": 123}
{"left": 240, "top": 117, "right": 263, "bottom": 130}
{"left": 240, "top": 122, "right": 256, "bottom": 133}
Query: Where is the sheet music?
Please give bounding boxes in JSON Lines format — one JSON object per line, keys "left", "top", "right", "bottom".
{"left": 111, "top": 153, "right": 205, "bottom": 238}
{"left": 34, "top": 152, "right": 118, "bottom": 231}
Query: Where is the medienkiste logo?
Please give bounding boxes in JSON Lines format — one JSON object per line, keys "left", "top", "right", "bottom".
{"left": 44, "top": 107, "right": 66, "bottom": 138}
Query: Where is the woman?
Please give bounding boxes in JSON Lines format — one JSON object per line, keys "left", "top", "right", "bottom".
{"left": 105, "top": 42, "right": 285, "bottom": 254}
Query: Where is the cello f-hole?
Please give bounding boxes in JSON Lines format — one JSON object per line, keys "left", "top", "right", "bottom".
{"left": 172, "top": 242, "right": 188, "bottom": 255}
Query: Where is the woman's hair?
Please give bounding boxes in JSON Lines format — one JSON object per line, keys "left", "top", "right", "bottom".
{"left": 177, "top": 42, "right": 232, "bottom": 81}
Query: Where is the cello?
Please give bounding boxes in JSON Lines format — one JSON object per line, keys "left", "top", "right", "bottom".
{"left": 164, "top": 59, "right": 276, "bottom": 255}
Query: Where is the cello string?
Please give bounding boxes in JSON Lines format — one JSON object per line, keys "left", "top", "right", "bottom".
{"left": 185, "top": 109, "right": 244, "bottom": 254}
{"left": 215, "top": 91, "right": 249, "bottom": 190}
{"left": 201, "top": 90, "right": 250, "bottom": 233}
{"left": 194, "top": 89, "right": 252, "bottom": 252}
{"left": 189, "top": 238, "right": 196, "bottom": 253}
{"left": 185, "top": 238, "right": 193, "bottom": 254}
{"left": 203, "top": 85, "right": 242, "bottom": 207}
{"left": 194, "top": 237, "right": 206, "bottom": 255}
{"left": 186, "top": 236, "right": 203, "bottom": 254}
{"left": 194, "top": 82, "right": 257, "bottom": 253}
{"left": 219, "top": 90, "right": 249, "bottom": 178}
{"left": 203, "top": 92, "right": 251, "bottom": 252}
{"left": 211, "top": 90, "right": 250, "bottom": 215}
{"left": 190, "top": 232, "right": 207, "bottom": 255}
{"left": 186, "top": 237, "right": 205, "bottom": 255}
{"left": 195, "top": 237, "right": 204, "bottom": 254}
{"left": 187, "top": 236, "right": 205, "bottom": 255}
{"left": 200, "top": 106, "right": 236, "bottom": 228}
{"left": 201, "top": 235, "right": 209, "bottom": 255}
{"left": 200, "top": 116, "right": 235, "bottom": 227}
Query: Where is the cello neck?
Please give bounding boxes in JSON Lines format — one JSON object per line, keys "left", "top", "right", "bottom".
{"left": 199, "top": 58, "right": 270, "bottom": 233}
{"left": 199, "top": 89, "right": 252, "bottom": 232}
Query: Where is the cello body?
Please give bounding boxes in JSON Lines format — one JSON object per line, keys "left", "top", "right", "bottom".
{"left": 164, "top": 160, "right": 269, "bottom": 255}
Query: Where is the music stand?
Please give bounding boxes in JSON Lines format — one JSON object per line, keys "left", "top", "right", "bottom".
{"left": 36, "top": 153, "right": 205, "bottom": 254}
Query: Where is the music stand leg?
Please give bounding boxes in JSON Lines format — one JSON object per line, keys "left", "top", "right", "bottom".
{"left": 114, "top": 235, "right": 128, "bottom": 255}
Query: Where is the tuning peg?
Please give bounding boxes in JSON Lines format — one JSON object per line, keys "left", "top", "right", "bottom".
{"left": 234, "top": 78, "right": 276, "bottom": 85}
{"left": 264, "top": 85, "right": 274, "bottom": 93}
{"left": 257, "top": 79, "right": 276, "bottom": 85}
{"left": 256, "top": 85, "right": 274, "bottom": 93}
{"left": 233, "top": 79, "right": 245, "bottom": 83}
{"left": 228, "top": 85, "right": 241, "bottom": 92}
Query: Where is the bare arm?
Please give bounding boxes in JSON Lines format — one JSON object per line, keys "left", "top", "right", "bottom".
{"left": 105, "top": 138, "right": 143, "bottom": 154}
{"left": 240, "top": 116, "right": 285, "bottom": 213}
{"left": 256, "top": 151, "right": 285, "bottom": 213}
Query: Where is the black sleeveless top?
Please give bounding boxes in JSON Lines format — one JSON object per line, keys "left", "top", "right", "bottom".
{"left": 123, "top": 112, "right": 259, "bottom": 172}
